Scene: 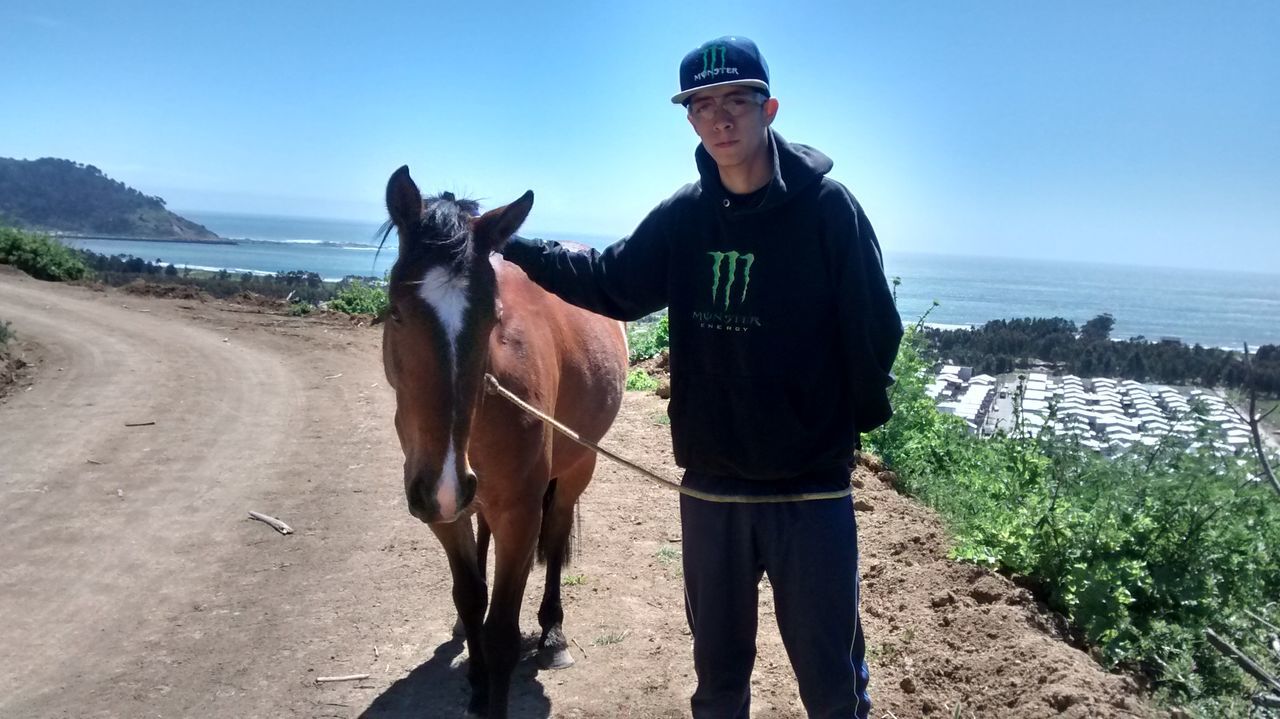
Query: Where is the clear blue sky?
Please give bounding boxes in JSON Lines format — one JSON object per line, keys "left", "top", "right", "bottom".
{"left": 2, "top": 1, "right": 1277, "bottom": 272}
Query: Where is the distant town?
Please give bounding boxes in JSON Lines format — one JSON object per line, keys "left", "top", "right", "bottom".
{"left": 929, "top": 365, "right": 1270, "bottom": 457}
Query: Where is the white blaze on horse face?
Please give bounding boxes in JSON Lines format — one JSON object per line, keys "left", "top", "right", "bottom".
{"left": 436, "top": 441, "right": 460, "bottom": 520}
{"left": 416, "top": 265, "right": 471, "bottom": 522}
{"left": 417, "top": 266, "right": 470, "bottom": 372}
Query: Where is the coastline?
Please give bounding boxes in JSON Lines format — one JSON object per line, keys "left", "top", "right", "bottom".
{"left": 52, "top": 233, "right": 237, "bottom": 246}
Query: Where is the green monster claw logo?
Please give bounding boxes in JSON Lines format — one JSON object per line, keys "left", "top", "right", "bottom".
{"left": 701, "top": 45, "right": 727, "bottom": 74}
{"left": 694, "top": 45, "right": 737, "bottom": 81}
{"left": 708, "top": 251, "right": 755, "bottom": 310}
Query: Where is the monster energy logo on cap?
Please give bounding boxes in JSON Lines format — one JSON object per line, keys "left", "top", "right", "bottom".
{"left": 694, "top": 45, "right": 739, "bottom": 82}
{"left": 708, "top": 251, "right": 755, "bottom": 310}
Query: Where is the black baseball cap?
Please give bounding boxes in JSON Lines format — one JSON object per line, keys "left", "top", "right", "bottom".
{"left": 671, "top": 36, "right": 771, "bottom": 105}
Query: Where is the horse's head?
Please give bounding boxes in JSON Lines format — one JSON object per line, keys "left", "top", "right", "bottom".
{"left": 380, "top": 166, "right": 533, "bottom": 524}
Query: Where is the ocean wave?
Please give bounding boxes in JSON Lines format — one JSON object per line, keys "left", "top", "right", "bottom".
{"left": 922, "top": 322, "right": 977, "bottom": 332}
{"left": 173, "top": 263, "right": 275, "bottom": 277}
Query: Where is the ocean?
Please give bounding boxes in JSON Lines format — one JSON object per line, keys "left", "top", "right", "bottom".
{"left": 58, "top": 210, "right": 1280, "bottom": 350}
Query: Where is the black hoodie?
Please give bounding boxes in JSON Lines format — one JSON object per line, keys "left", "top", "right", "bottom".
{"left": 502, "top": 130, "right": 903, "bottom": 485}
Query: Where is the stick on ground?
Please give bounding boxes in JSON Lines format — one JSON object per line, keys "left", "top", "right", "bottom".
{"left": 248, "top": 511, "right": 293, "bottom": 535}
{"left": 315, "top": 674, "right": 370, "bottom": 684}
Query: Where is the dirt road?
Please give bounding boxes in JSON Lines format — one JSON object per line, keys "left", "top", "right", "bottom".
{"left": 0, "top": 270, "right": 1157, "bottom": 718}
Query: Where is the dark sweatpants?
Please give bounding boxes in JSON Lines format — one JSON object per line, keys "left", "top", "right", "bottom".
{"left": 680, "top": 489, "right": 870, "bottom": 719}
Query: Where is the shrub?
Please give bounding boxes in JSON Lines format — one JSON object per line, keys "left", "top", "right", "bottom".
{"left": 0, "top": 320, "right": 11, "bottom": 347}
{"left": 286, "top": 302, "right": 313, "bottom": 316}
{"left": 328, "top": 279, "right": 388, "bottom": 316}
{"left": 625, "top": 368, "right": 658, "bottom": 392}
{"left": 627, "top": 313, "right": 669, "bottom": 363}
{"left": 0, "top": 227, "right": 89, "bottom": 281}
{"left": 867, "top": 323, "right": 1280, "bottom": 713}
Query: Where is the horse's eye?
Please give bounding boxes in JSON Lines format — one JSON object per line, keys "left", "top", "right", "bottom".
{"left": 390, "top": 308, "right": 402, "bottom": 323}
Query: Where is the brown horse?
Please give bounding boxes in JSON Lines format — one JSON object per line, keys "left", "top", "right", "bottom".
{"left": 378, "top": 166, "right": 628, "bottom": 718}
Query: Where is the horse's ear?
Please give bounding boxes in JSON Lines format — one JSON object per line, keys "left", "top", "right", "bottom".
{"left": 473, "top": 190, "right": 534, "bottom": 252}
{"left": 386, "top": 165, "right": 423, "bottom": 232}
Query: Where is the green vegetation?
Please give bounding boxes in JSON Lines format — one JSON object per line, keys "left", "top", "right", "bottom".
{"left": 869, "top": 322, "right": 1280, "bottom": 714}
{"left": 327, "top": 278, "right": 389, "bottom": 316}
{"left": 591, "top": 630, "right": 629, "bottom": 647}
{"left": 83, "top": 251, "right": 345, "bottom": 304}
{"left": 561, "top": 573, "right": 586, "bottom": 587}
{"left": 627, "top": 313, "right": 669, "bottom": 363}
{"left": 625, "top": 368, "right": 659, "bottom": 392}
{"left": 0, "top": 157, "right": 217, "bottom": 239}
{"left": 926, "top": 314, "right": 1280, "bottom": 395}
{"left": 0, "top": 226, "right": 89, "bottom": 281}
{"left": 0, "top": 320, "right": 12, "bottom": 347}
{"left": 655, "top": 544, "right": 681, "bottom": 565}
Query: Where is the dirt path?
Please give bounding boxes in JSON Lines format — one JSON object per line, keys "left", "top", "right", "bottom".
{"left": 0, "top": 270, "right": 1157, "bottom": 718}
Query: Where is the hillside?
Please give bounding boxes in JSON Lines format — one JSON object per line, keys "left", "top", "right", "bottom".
{"left": 0, "top": 273, "right": 1159, "bottom": 718}
{"left": 0, "top": 157, "right": 219, "bottom": 241}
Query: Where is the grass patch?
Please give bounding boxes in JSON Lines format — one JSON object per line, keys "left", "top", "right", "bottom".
{"left": 591, "top": 630, "right": 629, "bottom": 647}
{"left": 561, "top": 573, "right": 585, "bottom": 587}
{"left": 655, "top": 544, "right": 681, "bottom": 565}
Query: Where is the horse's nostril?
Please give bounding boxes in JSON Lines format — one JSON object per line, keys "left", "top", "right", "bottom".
{"left": 461, "top": 472, "right": 478, "bottom": 506}
{"left": 406, "top": 480, "right": 438, "bottom": 521}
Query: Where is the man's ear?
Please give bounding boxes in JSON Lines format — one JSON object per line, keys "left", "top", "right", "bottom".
{"left": 473, "top": 190, "right": 534, "bottom": 252}
{"left": 763, "top": 97, "right": 780, "bottom": 127}
{"left": 386, "top": 165, "right": 423, "bottom": 232}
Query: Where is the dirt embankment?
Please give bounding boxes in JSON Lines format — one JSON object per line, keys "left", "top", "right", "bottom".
{"left": 0, "top": 269, "right": 1158, "bottom": 718}
{"left": 0, "top": 339, "right": 30, "bottom": 399}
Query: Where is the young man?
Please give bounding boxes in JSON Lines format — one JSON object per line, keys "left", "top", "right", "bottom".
{"left": 500, "top": 36, "right": 902, "bottom": 719}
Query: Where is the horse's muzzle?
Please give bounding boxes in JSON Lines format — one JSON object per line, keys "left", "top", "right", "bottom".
{"left": 406, "top": 470, "right": 478, "bottom": 524}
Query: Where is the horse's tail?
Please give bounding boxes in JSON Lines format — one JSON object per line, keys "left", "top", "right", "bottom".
{"left": 536, "top": 478, "right": 578, "bottom": 567}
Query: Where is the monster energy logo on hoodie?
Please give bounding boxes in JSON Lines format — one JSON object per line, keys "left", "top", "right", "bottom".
{"left": 694, "top": 45, "right": 739, "bottom": 82}
{"left": 693, "top": 250, "right": 762, "bottom": 332}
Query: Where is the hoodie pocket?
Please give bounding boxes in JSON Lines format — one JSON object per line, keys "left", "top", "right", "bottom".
{"left": 669, "top": 371, "right": 846, "bottom": 479}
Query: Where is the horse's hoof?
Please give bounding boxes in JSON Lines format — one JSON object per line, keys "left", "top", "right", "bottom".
{"left": 537, "top": 645, "right": 575, "bottom": 670}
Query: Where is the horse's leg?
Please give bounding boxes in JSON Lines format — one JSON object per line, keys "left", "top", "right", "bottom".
{"left": 483, "top": 492, "right": 543, "bottom": 719}
{"left": 429, "top": 517, "right": 490, "bottom": 716}
{"left": 455, "top": 512, "right": 493, "bottom": 638}
{"left": 477, "top": 511, "right": 491, "bottom": 579}
{"left": 536, "top": 457, "right": 595, "bottom": 669}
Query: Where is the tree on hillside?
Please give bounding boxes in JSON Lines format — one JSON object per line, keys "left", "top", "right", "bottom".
{"left": 922, "top": 315, "right": 1274, "bottom": 395}
{"left": 1081, "top": 313, "right": 1115, "bottom": 343}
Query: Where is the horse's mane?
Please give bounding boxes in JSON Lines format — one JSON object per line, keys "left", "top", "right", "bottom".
{"left": 375, "top": 192, "right": 481, "bottom": 272}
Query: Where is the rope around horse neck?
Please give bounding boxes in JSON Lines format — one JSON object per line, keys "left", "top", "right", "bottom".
{"left": 483, "top": 373, "right": 853, "bottom": 504}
